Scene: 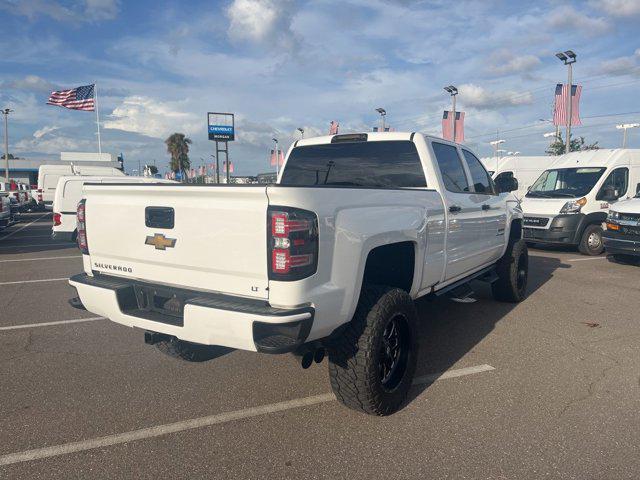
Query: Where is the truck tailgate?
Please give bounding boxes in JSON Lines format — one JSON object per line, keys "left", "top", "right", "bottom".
{"left": 84, "top": 184, "right": 269, "bottom": 299}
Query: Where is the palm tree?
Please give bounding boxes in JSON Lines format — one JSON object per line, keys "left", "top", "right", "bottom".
{"left": 165, "top": 133, "right": 192, "bottom": 181}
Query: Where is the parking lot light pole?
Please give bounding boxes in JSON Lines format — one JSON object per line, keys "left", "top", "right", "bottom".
{"left": 555, "top": 50, "right": 577, "bottom": 154}
{"left": 375, "top": 108, "right": 386, "bottom": 132}
{"left": 272, "top": 138, "right": 279, "bottom": 177}
{"left": 616, "top": 123, "right": 640, "bottom": 148}
{"left": 2, "top": 108, "right": 13, "bottom": 181}
{"left": 489, "top": 139, "right": 505, "bottom": 174}
{"left": 443, "top": 86, "right": 458, "bottom": 140}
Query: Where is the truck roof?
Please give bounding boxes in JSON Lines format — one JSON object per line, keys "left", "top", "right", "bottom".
{"left": 293, "top": 131, "right": 461, "bottom": 148}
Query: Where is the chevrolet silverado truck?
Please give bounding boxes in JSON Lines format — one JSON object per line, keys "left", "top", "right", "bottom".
{"left": 603, "top": 195, "right": 640, "bottom": 264}
{"left": 69, "top": 132, "right": 527, "bottom": 415}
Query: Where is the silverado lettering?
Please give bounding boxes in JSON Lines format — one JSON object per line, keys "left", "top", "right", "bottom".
{"left": 94, "top": 262, "right": 133, "bottom": 273}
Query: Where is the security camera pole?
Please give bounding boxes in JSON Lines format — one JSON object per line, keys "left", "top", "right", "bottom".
{"left": 555, "top": 50, "right": 577, "bottom": 154}
{"left": 375, "top": 108, "right": 386, "bottom": 132}
{"left": 443, "top": 86, "right": 458, "bottom": 141}
{"left": 2, "top": 108, "right": 12, "bottom": 181}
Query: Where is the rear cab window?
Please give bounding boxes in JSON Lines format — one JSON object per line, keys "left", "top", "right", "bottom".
{"left": 280, "top": 140, "right": 427, "bottom": 188}
{"left": 431, "top": 142, "right": 469, "bottom": 193}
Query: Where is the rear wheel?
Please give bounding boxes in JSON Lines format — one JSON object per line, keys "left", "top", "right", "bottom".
{"left": 328, "top": 286, "right": 418, "bottom": 416}
{"left": 578, "top": 224, "right": 604, "bottom": 256}
{"left": 492, "top": 238, "right": 528, "bottom": 303}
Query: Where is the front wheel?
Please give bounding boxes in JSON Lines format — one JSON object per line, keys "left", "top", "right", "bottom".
{"left": 328, "top": 286, "right": 418, "bottom": 416}
{"left": 578, "top": 224, "right": 604, "bottom": 256}
{"left": 492, "top": 238, "right": 528, "bottom": 303}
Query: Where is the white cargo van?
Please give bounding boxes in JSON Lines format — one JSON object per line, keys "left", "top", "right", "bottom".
{"left": 52, "top": 175, "right": 176, "bottom": 241}
{"left": 481, "top": 156, "right": 557, "bottom": 199}
{"left": 521, "top": 149, "right": 640, "bottom": 255}
{"left": 37, "top": 165, "right": 125, "bottom": 210}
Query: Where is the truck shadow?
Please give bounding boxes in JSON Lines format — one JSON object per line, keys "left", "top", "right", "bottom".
{"left": 405, "top": 254, "right": 569, "bottom": 406}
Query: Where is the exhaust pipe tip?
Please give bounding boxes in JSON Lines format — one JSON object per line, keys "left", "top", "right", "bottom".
{"left": 313, "top": 347, "right": 325, "bottom": 364}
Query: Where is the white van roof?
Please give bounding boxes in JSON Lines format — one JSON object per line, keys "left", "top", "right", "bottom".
{"left": 480, "top": 156, "right": 555, "bottom": 173}
{"left": 544, "top": 149, "right": 640, "bottom": 169}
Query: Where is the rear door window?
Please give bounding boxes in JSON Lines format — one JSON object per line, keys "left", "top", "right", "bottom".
{"left": 280, "top": 140, "right": 427, "bottom": 188}
{"left": 431, "top": 142, "right": 469, "bottom": 193}
{"left": 462, "top": 149, "right": 495, "bottom": 194}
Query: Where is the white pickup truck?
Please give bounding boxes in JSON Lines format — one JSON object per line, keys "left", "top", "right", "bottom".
{"left": 69, "top": 132, "right": 527, "bottom": 415}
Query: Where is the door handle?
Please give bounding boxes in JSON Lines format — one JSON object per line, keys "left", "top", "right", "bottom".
{"left": 449, "top": 205, "right": 462, "bottom": 213}
{"left": 482, "top": 204, "right": 491, "bottom": 211}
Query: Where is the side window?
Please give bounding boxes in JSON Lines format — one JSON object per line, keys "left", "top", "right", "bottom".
{"left": 597, "top": 168, "right": 628, "bottom": 200}
{"left": 462, "top": 149, "right": 495, "bottom": 194}
{"left": 431, "top": 142, "right": 469, "bottom": 193}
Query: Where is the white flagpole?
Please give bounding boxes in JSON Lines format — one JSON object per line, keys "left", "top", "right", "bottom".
{"left": 94, "top": 82, "right": 102, "bottom": 154}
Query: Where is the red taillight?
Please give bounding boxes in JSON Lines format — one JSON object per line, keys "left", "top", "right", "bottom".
{"left": 53, "top": 213, "right": 61, "bottom": 226}
{"left": 268, "top": 208, "right": 318, "bottom": 281}
{"left": 77, "top": 200, "right": 89, "bottom": 254}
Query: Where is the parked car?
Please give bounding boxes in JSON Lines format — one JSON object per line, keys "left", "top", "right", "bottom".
{"left": 37, "top": 164, "right": 125, "bottom": 210}
{"left": 481, "top": 155, "right": 557, "bottom": 200}
{"left": 521, "top": 149, "right": 640, "bottom": 255}
{"left": 0, "top": 194, "right": 10, "bottom": 229}
{"left": 0, "top": 181, "right": 28, "bottom": 212}
{"left": 52, "top": 175, "right": 176, "bottom": 241}
{"left": 603, "top": 193, "right": 640, "bottom": 264}
{"left": 69, "top": 132, "right": 526, "bottom": 416}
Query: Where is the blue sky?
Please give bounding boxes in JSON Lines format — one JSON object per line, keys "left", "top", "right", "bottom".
{"left": 1, "top": 0, "right": 640, "bottom": 175}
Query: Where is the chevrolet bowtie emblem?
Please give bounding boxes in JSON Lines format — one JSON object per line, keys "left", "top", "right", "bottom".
{"left": 145, "top": 233, "right": 176, "bottom": 250}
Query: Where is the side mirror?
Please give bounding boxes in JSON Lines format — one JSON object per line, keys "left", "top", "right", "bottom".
{"left": 496, "top": 176, "right": 518, "bottom": 193}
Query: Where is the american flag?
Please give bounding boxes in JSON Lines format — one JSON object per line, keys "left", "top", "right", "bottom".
{"left": 270, "top": 149, "right": 284, "bottom": 166}
{"left": 47, "top": 84, "right": 95, "bottom": 111}
{"left": 223, "top": 160, "right": 234, "bottom": 173}
{"left": 329, "top": 121, "right": 339, "bottom": 135}
{"left": 442, "top": 111, "right": 465, "bottom": 142}
{"left": 553, "top": 84, "right": 582, "bottom": 126}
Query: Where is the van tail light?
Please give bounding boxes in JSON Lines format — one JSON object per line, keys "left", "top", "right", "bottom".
{"left": 268, "top": 207, "right": 318, "bottom": 281}
{"left": 53, "top": 213, "right": 62, "bottom": 226}
{"left": 76, "top": 199, "right": 89, "bottom": 254}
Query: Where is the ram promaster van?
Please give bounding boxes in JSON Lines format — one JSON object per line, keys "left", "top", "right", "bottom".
{"left": 521, "top": 149, "right": 640, "bottom": 255}
{"left": 37, "top": 165, "right": 125, "bottom": 210}
{"left": 481, "top": 156, "right": 557, "bottom": 200}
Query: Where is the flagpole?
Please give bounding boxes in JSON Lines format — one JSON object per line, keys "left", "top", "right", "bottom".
{"left": 94, "top": 82, "right": 102, "bottom": 154}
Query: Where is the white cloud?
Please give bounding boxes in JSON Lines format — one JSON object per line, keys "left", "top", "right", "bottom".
{"left": 227, "top": 0, "right": 299, "bottom": 50}
{"left": 33, "top": 126, "right": 59, "bottom": 138}
{"left": 0, "top": 0, "right": 119, "bottom": 23}
{"left": 547, "top": 6, "right": 610, "bottom": 36}
{"left": 599, "top": 51, "right": 640, "bottom": 76}
{"left": 590, "top": 0, "right": 640, "bottom": 16}
{"left": 488, "top": 51, "right": 541, "bottom": 75}
{"left": 3, "top": 75, "right": 53, "bottom": 93}
{"left": 458, "top": 84, "right": 533, "bottom": 110}
{"left": 103, "top": 96, "right": 200, "bottom": 139}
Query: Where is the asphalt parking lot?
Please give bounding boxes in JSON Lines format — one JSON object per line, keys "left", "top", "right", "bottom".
{"left": 1, "top": 212, "right": 639, "bottom": 479}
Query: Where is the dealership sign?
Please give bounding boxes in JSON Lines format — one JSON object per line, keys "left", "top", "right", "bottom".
{"left": 208, "top": 112, "right": 235, "bottom": 141}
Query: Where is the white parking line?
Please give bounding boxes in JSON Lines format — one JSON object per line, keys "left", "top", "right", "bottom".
{"left": 0, "top": 255, "right": 81, "bottom": 263}
{"left": 0, "top": 316, "right": 104, "bottom": 331}
{"left": 568, "top": 256, "right": 607, "bottom": 262}
{"left": 0, "top": 242, "right": 73, "bottom": 249}
{"left": 0, "top": 213, "right": 50, "bottom": 240}
{"left": 0, "top": 277, "right": 69, "bottom": 286}
{"left": 0, "top": 364, "right": 495, "bottom": 466}
{"left": 0, "top": 234, "right": 52, "bottom": 240}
